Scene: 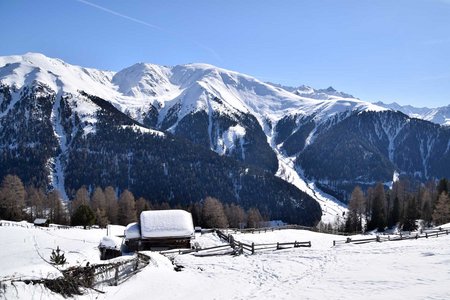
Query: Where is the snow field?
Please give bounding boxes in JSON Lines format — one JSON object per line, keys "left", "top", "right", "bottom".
{"left": 2, "top": 224, "right": 450, "bottom": 299}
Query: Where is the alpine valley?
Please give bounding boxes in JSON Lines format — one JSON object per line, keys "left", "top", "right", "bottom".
{"left": 1, "top": 53, "right": 449, "bottom": 225}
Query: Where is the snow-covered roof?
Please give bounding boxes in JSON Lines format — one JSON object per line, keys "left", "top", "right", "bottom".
{"left": 124, "top": 222, "right": 141, "bottom": 240}
{"left": 140, "top": 210, "right": 194, "bottom": 239}
{"left": 33, "top": 218, "right": 48, "bottom": 224}
{"left": 99, "top": 236, "right": 122, "bottom": 250}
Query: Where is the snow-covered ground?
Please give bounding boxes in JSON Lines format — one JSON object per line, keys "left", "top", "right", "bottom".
{"left": 1, "top": 222, "right": 450, "bottom": 300}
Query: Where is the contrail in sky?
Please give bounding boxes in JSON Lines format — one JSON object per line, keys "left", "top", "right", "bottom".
{"left": 74, "top": 0, "right": 223, "bottom": 62}
{"left": 75, "top": 0, "right": 162, "bottom": 30}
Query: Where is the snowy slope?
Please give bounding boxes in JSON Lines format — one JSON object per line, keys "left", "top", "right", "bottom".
{"left": 267, "top": 82, "right": 356, "bottom": 100}
{"left": 375, "top": 101, "right": 450, "bottom": 126}
{"left": 0, "top": 53, "right": 391, "bottom": 218}
{"left": 0, "top": 53, "right": 387, "bottom": 127}
{"left": 2, "top": 223, "right": 450, "bottom": 300}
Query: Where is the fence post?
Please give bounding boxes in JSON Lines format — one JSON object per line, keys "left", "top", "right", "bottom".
{"left": 308, "top": 241, "right": 311, "bottom": 247}
{"left": 276, "top": 242, "right": 280, "bottom": 250}
{"left": 426, "top": 233, "right": 428, "bottom": 238}
{"left": 376, "top": 235, "right": 380, "bottom": 242}
{"left": 333, "top": 240, "right": 336, "bottom": 246}
{"left": 252, "top": 243, "right": 255, "bottom": 254}
{"left": 294, "top": 241, "right": 298, "bottom": 248}
{"left": 134, "top": 258, "right": 139, "bottom": 271}
{"left": 114, "top": 266, "right": 119, "bottom": 286}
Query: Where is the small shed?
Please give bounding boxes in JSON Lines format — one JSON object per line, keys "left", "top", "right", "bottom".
{"left": 124, "top": 210, "right": 195, "bottom": 251}
{"left": 98, "top": 236, "right": 123, "bottom": 260}
{"left": 34, "top": 218, "right": 49, "bottom": 227}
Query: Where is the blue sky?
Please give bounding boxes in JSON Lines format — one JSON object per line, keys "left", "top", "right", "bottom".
{"left": 1, "top": 0, "right": 449, "bottom": 107}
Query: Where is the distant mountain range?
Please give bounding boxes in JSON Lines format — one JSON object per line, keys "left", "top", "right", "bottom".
{"left": 1, "top": 53, "right": 449, "bottom": 224}
{"left": 373, "top": 101, "right": 450, "bottom": 127}
{"left": 268, "top": 83, "right": 450, "bottom": 127}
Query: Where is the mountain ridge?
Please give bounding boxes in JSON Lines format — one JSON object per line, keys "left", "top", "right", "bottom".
{"left": 374, "top": 101, "right": 450, "bottom": 126}
{"left": 1, "top": 53, "right": 449, "bottom": 223}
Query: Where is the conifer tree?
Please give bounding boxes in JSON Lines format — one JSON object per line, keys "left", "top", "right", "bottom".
{"left": 71, "top": 205, "right": 95, "bottom": 229}
{"left": 402, "top": 196, "right": 418, "bottom": 231}
{"left": 104, "top": 186, "right": 118, "bottom": 224}
{"left": 50, "top": 246, "right": 67, "bottom": 266}
{"left": 48, "top": 190, "right": 68, "bottom": 225}
{"left": 389, "top": 196, "right": 400, "bottom": 227}
{"left": 91, "top": 187, "right": 107, "bottom": 227}
{"left": 71, "top": 186, "right": 90, "bottom": 214}
{"left": 346, "top": 186, "right": 365, "bottom": 233}
{"left": 0, "top": 175, "right": 26, "bottom": 221}
{"left": 224, "top": 203, "right": 247, "bottom": 228}
{"left": 367, "top": 183, "right": 386, "bottom": 231}
{"left": 420, "top": 188, "right": 433, "bottom": 227}
{"left": 432, "top": 192, "right": 450, "bottom": 225}
{"left": 117, "top": 189, "right": 137, "bottom": 225}
{"left": 91, "top": 187, "right": 106, "bottom": 212}
{"left": 202, "top": 197, "right": 228, "bottom": 228}
{"left": 135, "top": 197, "right": 150, "bottom": 220}
{"left": 26, "top": 186, "right": 46, "bottom": 221}
{"left": 247, "top": 207, "right": 263, "bottom": 228}
{"left": 437, "top": 178, "right": 449, "bottom": 196}
{"left": 189, "top": 202, "right": 203, "bottom": 226}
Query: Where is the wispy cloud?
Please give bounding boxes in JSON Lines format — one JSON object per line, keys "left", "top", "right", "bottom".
{"left": 74, "top": 0, "right": 222, "bottom": 62}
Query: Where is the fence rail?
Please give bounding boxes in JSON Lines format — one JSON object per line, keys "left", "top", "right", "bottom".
{"left": 333, "top": 228, "right": 449, "bottom": 246}
{"left": 220, "top": 224, "right": 349, "bottom": 236}
{"left": 159, "top": 244, "right": 232, "bottom": 256}
{"left": 63, "top": 252, "right": 151, "bottom": 288}
{"left": 217, "top": 229, "right": 311, "bottom": 255}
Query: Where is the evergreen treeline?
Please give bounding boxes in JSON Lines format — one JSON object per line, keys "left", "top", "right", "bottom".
{"left": 0, "top": 88, "right": 322, "bottom": 226}
{"left": 0, "top": 174, "right": 266, "bottom": 229}
{"left": 63, "top": 93, "right": 321, "bottom": 226}
{"left": 339, "top": 178, "right": 450, "bottom": 233}
{"left": 298, "top": 111, "right": 450, "bottom": 201}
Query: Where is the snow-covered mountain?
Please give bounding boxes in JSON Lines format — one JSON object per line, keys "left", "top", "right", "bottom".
{"left": 374, "top": 101, "right": 450, "bottom": 126}
{"left": 0, "top": 53, "right": 323, "bottom": 226}
{"left": 1, "top": 53, "right": 449, "bottom": 222}
{"left": 267, "top": 82, "right": 356, "bottom": 100}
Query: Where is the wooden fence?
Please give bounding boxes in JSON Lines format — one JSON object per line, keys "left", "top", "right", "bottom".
{"left": 217, "top": 229, "right": 311, "bottom": 255}
{"left": 66, "top": 252, "right": 151, "bottom": 287}
{"left": 223, "top": 225, "right": 349, "bottom": 236}
{"left": 159, "top": 244, "right": 232, "bottom": 256}
{"left": 2, "top": 252, "right": 151, "bottom": 297}
{"left": 333, "top": 228, "right": 450, "bottom": 246}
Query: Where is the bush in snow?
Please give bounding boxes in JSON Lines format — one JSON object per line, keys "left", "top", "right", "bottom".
{"left": 50, "top": 246, "right": 67, "bottom": 266}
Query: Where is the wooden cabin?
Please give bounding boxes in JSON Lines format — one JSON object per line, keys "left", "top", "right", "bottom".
{"left": 124, "top": 210, "right": 195, "bottom": 251}
{"left": 34, "top": 218, "right": 49, "bottom": 227}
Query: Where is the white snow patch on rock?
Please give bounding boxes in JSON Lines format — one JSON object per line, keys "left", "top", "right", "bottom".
{"left": 216, "top": 124, "right": 246, "bottom": 156}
